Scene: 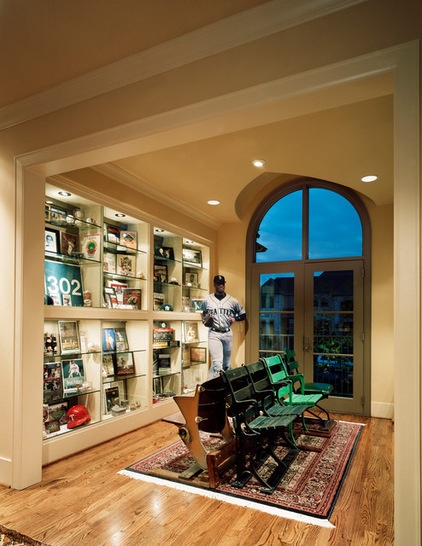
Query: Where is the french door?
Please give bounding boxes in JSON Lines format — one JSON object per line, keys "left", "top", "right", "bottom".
{"left": 252, "top": 259, "right": 365, "bottom": 414}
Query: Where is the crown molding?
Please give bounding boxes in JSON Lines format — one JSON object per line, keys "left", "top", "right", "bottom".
{"left": 0, "top": 0, "right": 367, "bottom": 130}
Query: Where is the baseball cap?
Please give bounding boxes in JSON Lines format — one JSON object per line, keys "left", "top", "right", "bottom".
{"left": 213, "top": 275, "right": 226, "bottom": 285}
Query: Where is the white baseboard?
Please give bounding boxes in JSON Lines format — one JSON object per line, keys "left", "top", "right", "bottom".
{"left": 371, "top": 401, "right": 394, "bottom": 419}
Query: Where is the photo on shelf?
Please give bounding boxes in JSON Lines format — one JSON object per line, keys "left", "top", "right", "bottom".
{"left": 183, "top": 321, "right": 199, "bottom": 343}
{"left": 105, "top": 224, "right": 121, "bottom": 244}
{"left": 58, "top": 321, "right": 80, "bottom": 354}
{"left": 104, "top": 287, "right": 118, "bottom": 308}
{"left": 153, "top": 292, "right": 164, "bottom": 310}
{"left": 49, "top": 205, "right": 67, "bottom": 226}
{"left": 45, "top": 261, "right": 84, "bottom": 307}
{"left": 191, "top": 299, "right": 204, "bottom": 312}
{"left": 81, "top": 233, "right": 101, "bottom": 261}
{"left": 116, "top": 254, "right": 136, "bottom": 277}
{"left": 61, "top": 293, "right": 72, "bottom": 306}
{"left": 45, "top": 204, "right": 51, "bottom": 222}
{"left": 155, "top": 246, "right": 174, "bottom": 260}
{"left": 108, "top": 281, "right": 128, "bottom": 305}
{"left": 185, "top": 272, "right": 198, "bottom": 287}
{"left": 114, "top": 352, "right": 135, "bottom": 376}
{"left": 105, "top": 385, "right": 120, "bottom": 413}
{"left": 45, "top": 228, "right": 60, "bottom": 253}
{"left": 102, "top": 328, "right": 116, "bottom": 352}
{"left": 158, "top": 353, "right": 171, "bottom": 372}
{"left": 102, "top": 354, "right": 115, "bottom": 378}
{"left": 153, "top": 264, "right": 168, "bottom": 283}
{"left": 182, "top": 296, "right": 191, "bottom": 312}
{"left": 190, "top": 346, "right": 208, "bottom": 363}
{"left": 120, "top": 231, "right": 137, "bottom": 250}
{"left": 114, "top": 327, "right": 129, "bottom": 352}
{"left": 45, "top": 419, "right": 61, "bottom": 434}
{"left": 103, "top": 251, "right": 117, "bottom": 274}
{"left": 48, "top": 402, "right": 68, "bottom": 425}
{"left": 43, "top": 361, "right": 63, "bottom": 403}
{"left": 122, "top": 288, "right": 142, "bottom": 309}
{"left": 182, "top": 247, "right": 202, "bottom": 267}
{"left": 60, "top": 231, "right": 79, "bottom": 256}
{"left": 62, "top": 358, "right": 85, "bottom": 393}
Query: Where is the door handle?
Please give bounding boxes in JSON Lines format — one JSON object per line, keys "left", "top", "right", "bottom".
{"left": 303, "top": 336, "right": 311, "bottom": 352}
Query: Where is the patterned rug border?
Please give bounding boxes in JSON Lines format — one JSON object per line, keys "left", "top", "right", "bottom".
{"left": 119, "top": 420, "right": 364, "bottom": 527}
{"left": 0, "top": 524, "right": 47, "bottom": 546}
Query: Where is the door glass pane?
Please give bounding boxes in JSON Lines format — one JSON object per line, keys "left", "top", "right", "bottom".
{"left": 309, "top": 188, "right": 362, "bottom": 259}
{"left": 256, "top": 190, "right": 302, "bottom": 262}
{"left": 313, "top": 270, "right": 354, "bottom": 397}
{"left": 259, "top": 273, "right": 294, "bottom": 358}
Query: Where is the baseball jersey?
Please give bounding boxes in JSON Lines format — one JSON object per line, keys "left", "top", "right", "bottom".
{"left": 201, "top": 293, "right": 246, "bottom": 331}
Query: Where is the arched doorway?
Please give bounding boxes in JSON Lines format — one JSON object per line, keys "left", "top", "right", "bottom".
{"left": 247, "top": 179, "right": 371, "bottom": 415}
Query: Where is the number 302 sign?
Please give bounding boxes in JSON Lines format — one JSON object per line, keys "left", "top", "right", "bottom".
{"left": 44, "top": 260, "right": 84, "bottom": 306}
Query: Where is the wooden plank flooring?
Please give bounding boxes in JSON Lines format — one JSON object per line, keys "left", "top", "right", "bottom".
{"left": 0, "top": 413, "right": 393, "bottom": 545}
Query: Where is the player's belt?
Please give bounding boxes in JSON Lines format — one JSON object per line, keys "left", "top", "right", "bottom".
{"left": 211, "top": 327, "right": 230, "bottom": 333}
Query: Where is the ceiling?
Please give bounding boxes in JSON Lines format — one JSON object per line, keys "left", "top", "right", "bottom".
{"left": 2, "top": 0, "right": 393, "bottom": 226}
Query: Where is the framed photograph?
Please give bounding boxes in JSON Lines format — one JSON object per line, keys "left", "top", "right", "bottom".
{"left": 82, "top": 233, "right": 101, "bottom": 261}
{"left": 183, "top": 321, "right": 199, "bottom": 343}
{"left": 62, "top": 358, "right": 85, "bottom": 392}
{"left": 191, "top": 299, "right": 204, "bottom": 312}
{"left": 45, "top": 261, "right": 84, "bottom": 307}
{"left": 122, "top": 288, "right": 142, "bottom": 309}
{"left": 103, "top": 251, "right": 117, "bottom": 274}
{"left": 104, "top": 287, "right": 118, "bottom": 308}
{"left": 105, "top": 385, "right": 120, "bottom": 413}
{"left": 154, "top": 264, "right": 168, "bottom": 283}
{"left": 58, "top": 321, "right": 80, "bottom": 354}
{"left": 103, "top": 328, "right": 116, "bottom": 352}
{"left": 60, "top": 232, "right": 79, "bottom": 256}
{"left": 120, "top": 231, "right": 137, "bottom": 250}
{"left": 109, "top": 281, "right": 128, "bottom": 304}
{"left": 61, "top": 293, "right": 72, "bottom": 306}
{"left": 155, "top": 246, "right": 174, "bottom": 260}
{"left": 116, "top": 254, "right": 136, "bottom": 277}
{"left": 190, "top": 347, "right": 207, "bottom": 363}
{"left": 45, "top": 228, "right": 60, "bottom": 253}
{"left": 49, "top": 205, "right": 67, "bottom": 226}
{"left": 182, "top": 296, "right": 191, "bottom": 312}
{"left": 114, "top": 327, "right": 129, "bottom": 352}
{"left": 45, "top": 204, "right": 51, "bottom": 222}
{"left": 45, "top": 419, "right": 61, "bottom": 434}
{"left": 102, "top": 354, "right": 115, "bottom": 378}
{"left": 185, "top": 272, "right": 198, "bottom": 287}
{"left": 105, "top": 224, "right": 120, "bottom": 244}
{"left": 153, "top": 292, "right": 164, "bottom": 310}
{"left": 182, "top": 247, "right": 202, "bottom": 267}
{"left": 43, "top": 361, "right": 63, "bottom": 403}
{"left": 114, "top": 351, "right": 135, "bottom": 376}
{"left": 48, "top": 402, "right": 68, "bottom": 425}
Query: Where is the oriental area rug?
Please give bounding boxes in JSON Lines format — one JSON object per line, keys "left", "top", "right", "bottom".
{"left": 0, "top": 524, "right": 47, "bottom": 546}
{"left": 119, "top": 420, "right": 363, "bottom": 526}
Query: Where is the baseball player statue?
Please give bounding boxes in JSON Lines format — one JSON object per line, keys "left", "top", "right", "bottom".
{"left": 201, "top": 275, "right": 246, "bottom": 378}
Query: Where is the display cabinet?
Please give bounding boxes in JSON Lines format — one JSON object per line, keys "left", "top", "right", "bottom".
{"left": 43, "top": 183, "right": 210, "bottom": 459}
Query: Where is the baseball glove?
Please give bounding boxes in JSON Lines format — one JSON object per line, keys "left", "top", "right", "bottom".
{"left": 202, "top": 313, "right": 213, "bottom": 328}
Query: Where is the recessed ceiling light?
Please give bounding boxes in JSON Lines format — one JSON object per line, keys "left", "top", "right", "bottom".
{"left": 115, "top": 213, "right": 126, "bottom": 218}
{"left": 252, "top": 159, "right": 265, "bottom": 168}
{"left": 155, "top": 228, "right": 165, "bottom": 232}
{"left": 207, "top": 200, "right": 220, "bottom": 206}
{"left": 361, "top": 175, "right": 378, "bottom": 183}
{"left": 58, "top": 191, "right": 72, "bottom": 197}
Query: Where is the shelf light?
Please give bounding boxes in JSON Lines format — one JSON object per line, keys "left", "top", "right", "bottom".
{"left": 115, "top": 213, "right": 126, "bottom": 218}
{"left": 58, "top": 191, "right": 72, "bottom": 197}
{"left": 207, "top": 200, "right": 220, "bottom": 206}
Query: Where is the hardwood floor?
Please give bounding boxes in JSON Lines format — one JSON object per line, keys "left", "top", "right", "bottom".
{"left": 0, "top": 413, "right": 393, "bottom": 546}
